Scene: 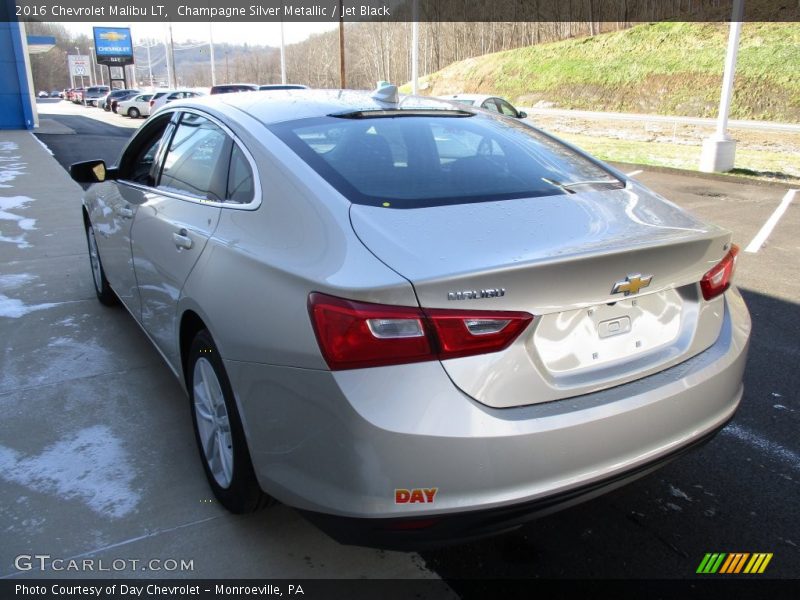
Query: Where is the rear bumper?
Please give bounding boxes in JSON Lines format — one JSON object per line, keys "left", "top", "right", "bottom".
{"left": 226, "top": 287, "right": 750, "bottom": 542}
{"left": 300, "top": 412, "right": 734, "bottom": 549}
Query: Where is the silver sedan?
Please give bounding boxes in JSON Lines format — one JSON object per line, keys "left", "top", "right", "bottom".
{"left": 70, "top": 88, "right": 750, "bottom": 547}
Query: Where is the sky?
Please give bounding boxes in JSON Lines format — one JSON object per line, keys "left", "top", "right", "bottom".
{"left": 63, "top": 21, "right": 338, "bottom": 48}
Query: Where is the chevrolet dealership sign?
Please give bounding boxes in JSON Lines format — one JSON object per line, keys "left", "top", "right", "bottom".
{"left": 92, "top": 27, "right": 134, "bottom": 65}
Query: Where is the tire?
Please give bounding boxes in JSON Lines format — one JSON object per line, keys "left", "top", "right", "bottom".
{"left": 128, "top": 107, "right": 140, "bottom": 119}
{"left": 188, "top": 330, "right": 270, "bottom": 514}
{"left": 85, "top": 222, "right": 118, "bottom": 306}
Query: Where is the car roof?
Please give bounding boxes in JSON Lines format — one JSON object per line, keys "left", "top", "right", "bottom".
{"left": 171, "top": 89, "right": 475, "bottom": 126}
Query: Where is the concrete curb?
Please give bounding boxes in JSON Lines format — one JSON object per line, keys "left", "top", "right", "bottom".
{"left": 609, "top": 160, "right": 798, "bottom": 190}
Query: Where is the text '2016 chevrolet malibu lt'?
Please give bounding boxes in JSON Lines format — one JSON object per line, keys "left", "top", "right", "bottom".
{"left": 70, "top": 86, "right": 750, "bottom": 547}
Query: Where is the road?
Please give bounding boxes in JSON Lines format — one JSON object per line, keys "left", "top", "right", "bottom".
{"left": 3, "top": 100, "right": 798, "bottom": 590}
{"left": 520, "top": 106, "right": 800, "bottom": 133}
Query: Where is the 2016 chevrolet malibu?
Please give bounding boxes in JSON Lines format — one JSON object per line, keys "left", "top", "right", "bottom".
{"left": 70, "top": 87, "right": 750, "bottom": 547}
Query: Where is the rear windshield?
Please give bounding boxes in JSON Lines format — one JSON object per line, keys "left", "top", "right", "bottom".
{"left": 211, "top": 85, "right": 257, "bottom": 94}
{"left": 269, "top": 114, "right": 622, "bottom": 208}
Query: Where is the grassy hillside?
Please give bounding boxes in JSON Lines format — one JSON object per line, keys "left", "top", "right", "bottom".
{"left": 407, "top": 22, "right": 800, "bottom": 122}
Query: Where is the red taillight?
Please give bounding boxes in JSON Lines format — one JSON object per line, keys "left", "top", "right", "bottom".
{"left": 149, "top": 99, "right": 155, "bottom": 107}
{"left": 426, "top": 308, "right": 533, "bottom": 360}
{"left": 308, "top": 293, "right": 533, "bottom": 370}
{"left": 701, "top": 244, "right": 739, "bottom": 300}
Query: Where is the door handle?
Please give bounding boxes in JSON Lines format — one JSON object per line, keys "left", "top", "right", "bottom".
{"left": 173, "top": 229, "right": 193, "bottom": 250}
{"left": 117, "top": 206, "right": 134, "bottom": 218}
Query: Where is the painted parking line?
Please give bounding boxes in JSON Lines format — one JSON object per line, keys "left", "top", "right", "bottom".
{"left": 744, "top": 189, "right": 797, "bottom": 253}
{"left": 626, "top": 169, "right": 644, "bottom": 177}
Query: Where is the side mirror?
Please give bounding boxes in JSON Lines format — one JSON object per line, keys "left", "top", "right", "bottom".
{"left": 70, "top": 160, "right": 117, "bottom": 184}
{"left": 517, "top": 111, "right": 528, "bottom": 119}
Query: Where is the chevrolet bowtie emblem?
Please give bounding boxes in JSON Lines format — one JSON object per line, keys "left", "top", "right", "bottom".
{"left": 612, "top": 274, "right": 653, "bottom": 296}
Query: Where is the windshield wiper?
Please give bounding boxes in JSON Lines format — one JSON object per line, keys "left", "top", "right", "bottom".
{"left": 542, "top": 177, "right": 625, "bottom": 194}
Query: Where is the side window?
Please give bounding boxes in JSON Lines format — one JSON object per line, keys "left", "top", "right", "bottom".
{"left": 497, "top": 99, "right": 519, "bottom": 117}
{"left": 481, "top": 99, "right": 500, "bottom": 113}
{"left": 121, "top": 118, "right": 171, "bottom": 186}
{"left": 226, "top": 145, "right": 255, "bottom": 204}
{"left": 158, "top": 113, "right": 230, "bottom": 200}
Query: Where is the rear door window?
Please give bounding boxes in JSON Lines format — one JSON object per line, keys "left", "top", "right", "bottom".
{"left": 158, "top": 113, "right": 230, "bottom": 201}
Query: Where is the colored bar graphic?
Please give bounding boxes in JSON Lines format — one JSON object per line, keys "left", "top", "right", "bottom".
{"left": 701, "top": 552, "right": 773, "bottom": 575}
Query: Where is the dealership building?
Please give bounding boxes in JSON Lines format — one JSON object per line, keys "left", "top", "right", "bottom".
{"left": 0, "top": 14, "right": 48, "bottom": 130}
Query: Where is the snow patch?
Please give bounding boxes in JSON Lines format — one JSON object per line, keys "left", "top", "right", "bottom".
{"left": 0, "top": 425, "right": 141, "bottom": 518}
{"left": 31, "top": 132, "right": 54, "bottom": 156}
{"left": 0, "top": 196, "right": 37, "bottom": 248}
{"left": 0, "top": 293, "right": 61, "bottom": 318}
{"left": 668, "top": 484, "right": 692, "bottom": 502}
{"left": 0, "top": 273, "right": 37, "bottom": 290}
{"left": 0, "top": 141, "right": 25, "bottom": 188}
{"left": 721, "top": 423, "right": 800, "bottom": 473}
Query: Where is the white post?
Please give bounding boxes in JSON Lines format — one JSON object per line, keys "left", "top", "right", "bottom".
{"left": 88, "top": 47, "right": 96, "bottom": 86}
{"left": 280, "top": 20, "right": 287, "bottom": 84}
{"left": 411, "top": 0, "right": 419, "bottom": 95}
{"left": 209, "top": 24, "right": 216, "bottom": 86}
{"left": 699, "top": 0, "right": 744, "bottom": 173}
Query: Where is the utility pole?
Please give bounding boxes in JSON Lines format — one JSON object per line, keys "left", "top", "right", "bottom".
{"left": 411, "top": 0, "right": 419, "bottom": 94}
{"left": 339, "top": 0, "right": 346, "bottom": 88}
{"left": 699, "top": 0, "right": 744, "bottom": 172}
{"left": 209, "top": 23, "right": 216, "bottom": 86}
{"left": 169, "top": 24, "right": 178, "bottom": 87}
{"left": 280, "top": 20, "right": 286, "bottom": 84}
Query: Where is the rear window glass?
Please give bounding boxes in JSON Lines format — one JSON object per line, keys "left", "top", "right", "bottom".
{"left": 269, "top": 114, "right": 622, "bottom": 208}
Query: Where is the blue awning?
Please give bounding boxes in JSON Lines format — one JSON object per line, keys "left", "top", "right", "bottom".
{"left": 27, "top": 35, "right": 56, "bottom": 54}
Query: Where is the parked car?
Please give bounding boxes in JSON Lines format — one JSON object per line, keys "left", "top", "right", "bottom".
{"left": 70, "top": 89, "right": 750, "bottom": 548}
{"left": 37, "top": 90, "right": 49, "bottom": 98}
{"left": 150, "top": 89, "right": 205, "bottom": 113}
{"left": 210, "top": 83, "right": 259, "bottom": 94}
{"left": 70, "top": 88, "right": 85, "bottom": 104}
{"left": 258, "top": 84, "right": 308, "bottom": 91}
{"left": 82, "top": 85, "right": 111, "bottom": 107}
{"left": 50, "top": 90, "right": 61, "bottom": 98}
{"left": 117, "top": 93, "right": 154, "bottom": 118}
{"left": 443, "top": 93, "right": 528, "bottom": 119}
{"left": 98, "top": 88, "right": 140, "bottom": 112}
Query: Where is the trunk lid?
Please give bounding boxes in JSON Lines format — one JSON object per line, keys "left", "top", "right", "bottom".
{"left": 350, "top": 183, "right": 731, "bottom": 408}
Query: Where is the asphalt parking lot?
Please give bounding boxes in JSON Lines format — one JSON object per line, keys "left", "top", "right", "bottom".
{"left": 1, "top": 99, "right": 797, "bottom": 587}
